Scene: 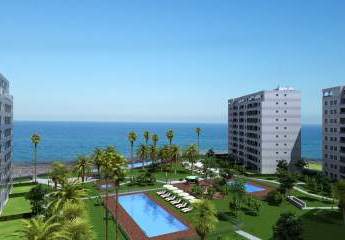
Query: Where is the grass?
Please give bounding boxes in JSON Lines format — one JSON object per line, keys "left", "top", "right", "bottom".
{"left": 305, "top": 162, "right": 322, "bottom": 171}
{"left": 1, "top": 196, "right": 31, "bottom": 216}
{"left": 85, "top": 199, "right": 127, "bottom": 240}
{"left": 10, "top": 185, "right": 35, "bottom": 195}
{"left": 0, "top": 219, "right": 23, "bottom": 240}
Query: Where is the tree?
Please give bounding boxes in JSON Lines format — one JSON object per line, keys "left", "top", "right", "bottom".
{"left": 92, "top": 148, "right": 104, "bottom": 178}
{"left": 31, "top": 133, "right": 41, "bottom": 183}
{"left": 149, "top": 145, "right": 159, "bottom": 166}
{"left": 166, "top": 129, "right": 174, "bottom": 145}
{"left": 195, "top": 127, "right": 202, "bottom": 155}
{"left": 143, "top": 131, "right": 150, "bottom": 145}
{"left": 74, "top": 155, "right": 92, "bottom": 183}
{"left": 151, "top": 134, "right": 159, "bottom": 147}
{"left": 278, "top": 173, "right": 296, "bottom": 196}
{"left": 19, "top": 216, "right": 69, "bottom": 240}
{"left": 159, "top": 145, "right": 170, "bottom": 172}
{"left": 273, "top": 212, "right": 303, "bottom": 240}
{"left": 192, "top": 200, "right": 218, "bottom": 240}
{"left": 99, "top": 146, "right": 127, "bottom": 240}
{"left": 276, "top": 160, "right": 289, "bottom": 176}
{"left": 184, "top": 144, "right": 198, "bottom": 173}
{"left": 206, "top": 149, "right": 215, "bottom": 158}
{"left": 228, "top": 180, "right": 246, "bottom": 217}
{"left": 169, "top": 144, "right": 181, "bottom": 174}
{"left": 128, "top": 131, "right": 137, "bottom": 160}
{"left": 334, "top": 180, "right": 345, "bottom": 225}
{"left": 49, "top": 162, "right": 68, "bottom": 189}
{"left": 63, "top": 218, "right": 94, "bottom": 240}
{"left": 26, "top": 184, "right": 50, "bottom": 216}
{"left": 137, "top": 144, "right": 149, "bottom": 169}
{"left": 266, "top": 190, "right": 283, "bottom": 206}
{"left": 48, "top": 180, "right": 87, "bottom": 213}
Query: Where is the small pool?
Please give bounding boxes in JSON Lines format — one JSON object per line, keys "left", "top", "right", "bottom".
{"left": 227, "top": 181, "right": 266, "bottom": 193}
{"left": 119, "top": 193, "right": 188, "bottom": 237}
{"left": 244, "top": 183, "right": 266, "bottom": 193}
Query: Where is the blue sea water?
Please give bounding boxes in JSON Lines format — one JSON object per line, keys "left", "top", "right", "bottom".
{"left": 13, "top": 121, "right": 322, "bottom": 163}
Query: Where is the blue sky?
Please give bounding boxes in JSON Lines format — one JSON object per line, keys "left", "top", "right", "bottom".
{"left": 1, "top": 0, "right": 344, "bottom": 123}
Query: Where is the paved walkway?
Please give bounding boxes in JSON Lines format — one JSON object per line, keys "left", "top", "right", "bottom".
{"left": 235, "top": 230, "right": 262, "bottom": 240}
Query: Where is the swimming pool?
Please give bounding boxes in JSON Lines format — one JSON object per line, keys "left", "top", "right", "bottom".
{"left": 128, "top": 160, "right": 153, "bottom": 169}
{"left": 118, "top": 193, "right": 188, "bottom": 237}
{"left": 227, "top": 181, "right": 266, "bottom": 193}
{"left": 244, "top": 183, "right": 266, "bottom": 193}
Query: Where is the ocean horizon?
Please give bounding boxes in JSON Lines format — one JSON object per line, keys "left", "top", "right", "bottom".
{"left": 13, "top": 121, "right": 322, "bottom": 164}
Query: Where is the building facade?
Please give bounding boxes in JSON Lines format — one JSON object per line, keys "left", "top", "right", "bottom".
{"left": 322, "top": 86, "right": 345, "bottom": 180}
{"left": 228, "top": 87, "right": 301, "bottom": 174}
{"left": 0, "top": 74, "right": 13, "bottom": 214}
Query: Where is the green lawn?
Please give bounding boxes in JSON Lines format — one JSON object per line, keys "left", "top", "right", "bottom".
{"left": 85, "top": 199, "right": 127, "bottom": 240}
{"left": 0, "top": 219, "right": 23, "bottom": 240}
{"left": 10, "top": 185, "right": 35, "bottom": 195}
{"left": 2, "top": 196, "right": 31, "bottom": 216}
{"left": 305, "top": 162, "right": 322, "bottom": 171}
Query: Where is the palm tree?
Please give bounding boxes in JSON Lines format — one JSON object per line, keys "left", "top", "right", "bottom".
{"left": 151, "top": 134, "right": 159, "bottom": 147}
{"left": 100, "top": 146, "right": 127, "bottom": 240}
{"left": 128, "top": 131, "right": 137, "bottom": 160}
{"left": 334, "top": 180, "right": 345, "bottom": 225}
{"left": 63, "top": 218, "right": 93, "bottom": 240}
{"left": 149, "top": 145, "right": 159, "bottom": 165}
{"left": 74, "top": 155, "right": 92, "bottom": 183}
{"left": 159, "top": 145, "right": 170, "bottom": 172}
{"left": 166, "top": 129, "right": 174, "bottom": 145}
{"left": 48, "top": 180, "right": 87, "bottom": 213}
{"left": 19, "top": 216, "right": 70, "bottom": 240}
{"left": 137, "top": 144, "right": 149, "bottom": 169}
{"left": 170, "top": 145, "right": 181, "bottom": 174}
{"left": 184, "top": 144, "right": 198, "bottom": 173}
{"left": 195, "top": 127, "right": 202, "bottom": 155}
{"left": 49, "top": 162, "right": 68, "bottom": 189}
{"left": 92, "top": 148, "right": 104, "bottom": 178}
{"left": 31, "top": 133, "right": 41, "bottom": 183}
{"left": 143, "top": 131, "right": 150, "bottom": 145}
{"left": 192, "top": 200, "right": 218, "bottom": 240}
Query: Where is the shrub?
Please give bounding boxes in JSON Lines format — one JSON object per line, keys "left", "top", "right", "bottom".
{"left": 266, "top": 190, "right": 283, "bottom": 206}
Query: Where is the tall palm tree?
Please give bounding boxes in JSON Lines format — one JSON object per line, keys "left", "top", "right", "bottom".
{"left": 63, "top": 218, "right": 94, "bottom": 240}
{"left": 19, "top": 215, "right": 70, "bottom": 240}
{"left": 151, "top": 134, "right": 159, "bottom": 147}
{"left": 170, "top": 145, "right": 181, "bottom": 174}
{"left": 195, "top": 127, "right": 202, "bottom": 155}
{"left": 74, "top": 155, "right": 92, "bottom": 183}
{"left": 31, "top": 133, "right": 41, "bottom": 183}
{"left": 143, "top": 131, "right": 150, "bottom": 145}
{"left": 159, "top": 145, "right": 170, "bottom": 172}
{"left": 184, "top": 144, "right": 198, "bottom": 173}
{"left": 128, "top": 131, "right": 137, "bottom": 160}
{"left": 100, "top": 146, "right": 127, "bottom": 240}
{"left": 92, "top": 148, "right": 104, "bottom": 178}
{"left": 149, "top": 145, "right": 159, "bottom": 165}
{"left": 49, "top": 162, "right": 68, "bottom": 189}
{"left": 166, "top": 129, "right": 174, "bottom": 145}
{"left": 137, "top": 144, "right": 149, "bottom": 169}
{"left": 192, "top": 200, "right": 218, "bottom": 240}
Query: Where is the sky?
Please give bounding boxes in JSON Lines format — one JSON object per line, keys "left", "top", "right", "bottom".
{"left": 0, "top": 0, "right": 344, "bottom": 124}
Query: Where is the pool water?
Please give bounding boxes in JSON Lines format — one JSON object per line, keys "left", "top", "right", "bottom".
{"left": 128, "top": 161, "right": 153, "bottom": 169}
{"left": 118, "top": 193, "right": 188, "bottom": 237}
{"left": 244, "top": 183, "right": 266, "bottom": 193}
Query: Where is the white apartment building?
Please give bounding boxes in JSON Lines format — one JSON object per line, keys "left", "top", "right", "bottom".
{"left": 322, "top": 86, "right": 345, "bottom": 180}
{"left": 0, "top": 73, "right": 13, "bottom": 214}
{"left": 228, "top": 87, "right": 301, "bottom": 174}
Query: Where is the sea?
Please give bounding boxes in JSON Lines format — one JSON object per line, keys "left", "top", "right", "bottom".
{"left": 13, "top": 121, "right": 322, "bottom": 164}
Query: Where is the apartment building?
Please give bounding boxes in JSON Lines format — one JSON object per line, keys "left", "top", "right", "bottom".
{"left": 322, "top": 86, "right": 345, "bottom": 180}
{"left": 228, "top": 87, "right": 301, "bottom": 174}
{"left": 0, "top": 73, "right": 13, "bottom": 214}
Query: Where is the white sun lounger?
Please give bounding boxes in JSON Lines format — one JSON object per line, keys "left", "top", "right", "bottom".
{"left": 161, "top": 193, "right": 171, "bottom": 198}
{"left": 176, "top": 203, "right": 187, "bottom": 209}
{"left": 171, "top": 199, "right": 181, "bottom": 205}
{"left": 181, "top": 207, "right": 193, "bottom": 213}
{"left": 166, "top": 196, "right": 176, "bottom": 201}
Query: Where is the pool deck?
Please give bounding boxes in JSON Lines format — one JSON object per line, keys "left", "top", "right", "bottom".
{"left": 105, "top": 192, "right": 196, "bottom": 240}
